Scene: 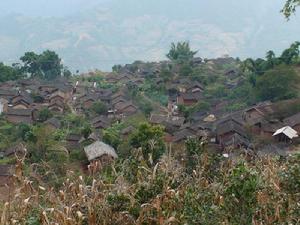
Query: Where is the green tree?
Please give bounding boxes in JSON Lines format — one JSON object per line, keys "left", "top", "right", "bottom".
{"left": 166, "top": 42, "right": 197, "bottom": 63}
{"left": 20, "top": 50, "right": 63, "bottom": 80}
{"left": 265, "top": 50, "right": 276, "bottom": 68}
{"left": 38, "top": 108, "right": 53, "bottom": 122}
{"left": 280, "top": 41, "right": 300, "bottom": 65}
{"left": 90, "top": 101, "right": 108, "bottom": 115}
{"left": 63, "top": 67, "right": 72, "bottom": 78}
{"left": 282, "top": 0, "right": 300, "bottom": 19}
{"left": 0, "top": 62, "right": 23, "bottom": 82}
{"left": 255, "top": 65, "right": 299, "bottom": 101}
{"left": 81, "top": 124, "right": 92, "bottom": 139}
{"left": 130, "top": 123, "right": 165, "bottom": 164}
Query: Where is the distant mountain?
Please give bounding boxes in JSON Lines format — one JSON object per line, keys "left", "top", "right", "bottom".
{"left": 0, "top": 0, "right": 299, "bottom": 71}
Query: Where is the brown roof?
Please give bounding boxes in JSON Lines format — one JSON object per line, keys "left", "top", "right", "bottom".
{"left": 283, "top": 112, "right": 300, "bottom": 127}
{"left": 216, "top": 118, "right": 247, "bottom": 137}
{"left": 114, "top": 102, "right": 137, "bottom": 111}
{"left": 45, "top": 118, "right": 61, "bottom": 129}
{"left": 5, "top": 108, "right": 32, "bottom": 116}
{"left": 172, "top": 129, "right": 195, "bottom": 143}
{"left": 66, "top": 134, "right": 82, "bottom": 142}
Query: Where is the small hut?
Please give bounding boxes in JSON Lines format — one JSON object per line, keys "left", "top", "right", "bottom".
{"left": 273, "top": 126, "right": 298, "bottom": 142}
{"left": 84, "top": 141, "right": 118, "bottom": 169}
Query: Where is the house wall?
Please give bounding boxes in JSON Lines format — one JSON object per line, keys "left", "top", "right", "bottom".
{"left": 217, "top": 131, "right": 235, "bottom": 145}
{"left": 244, "top": 109, "right": 263, "bottom": 124}
{"left": 6, "top": 115, "right": 32, "bottom": 124}
{"left": 0, "top": 101, "right": 8, "bottom": 114}
{"left": 12, "top": 104, "right": 29, "bottom": 110}
{"left": 292, "top": 124, "right": 300, "bottom": 133}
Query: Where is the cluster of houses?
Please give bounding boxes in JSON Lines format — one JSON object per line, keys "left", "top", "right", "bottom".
{"left": 1, "top": 58, "right": 300, "bottom": 179}
{"left": 149, "top": 100, "right": 300, "bottom": 151}
{"left": 0, "top": 78, "right": 73, "bottom": 124}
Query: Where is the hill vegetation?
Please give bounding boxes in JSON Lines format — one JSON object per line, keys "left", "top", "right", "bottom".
{"left": 1, "top": 40, "right": 300, "bottom": 224}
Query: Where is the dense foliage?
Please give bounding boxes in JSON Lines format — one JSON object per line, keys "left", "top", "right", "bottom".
{"left": 3, "top": 150, "right": 300, "bottom": 225}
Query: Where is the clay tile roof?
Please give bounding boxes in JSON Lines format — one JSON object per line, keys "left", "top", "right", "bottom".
{"left": 283, "top": 112, "right": 300, "bottom": 127}
{"left": 45, "top": 118, "right": 61, "bottom": 129}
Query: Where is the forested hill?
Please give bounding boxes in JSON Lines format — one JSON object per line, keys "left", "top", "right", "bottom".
{"left": 0, "top": 0, "right": 300, "bottom": 71}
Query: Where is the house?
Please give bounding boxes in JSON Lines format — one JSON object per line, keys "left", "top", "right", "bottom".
{"left": 49, "top": 91, "right": 66, "bottom": 104}
{"left": 48, "top": 101, "right": 64, "bottom": 113}
{"left": 84, "top": 141, "right": 118, "bottom": 168}
{"left": 92, "top": 116, "right": 111, "bottom": 129}
{"left": 216, "top": 117, "right": 249, "bottom": 149}
{"left": 283, "top": 112, "right": 300, "bottom": 133}
{"left": 261, "top": 121, "right": 284, "bottom": 138}
{"left": 0, "top": 98, "right": 8, "bottom": 114}
{"left": 66, "top": 134, "right": 82, "bottom": 150}
{"left": 5, "top": 108, "right": 33, "bottom": 124}
{"left": 172, "top": 128, "right": 195, "bottom": 143}
{"left": 186, "top": 82, "right": 204, "bottom": 94}
{"left": 45, "top": 117, "right": 61, "bottom": 129}
{"left": 80, "top": 95, "right": 98, "bottom": 109}
{"left": 0, "top": 89, "right": 18, "bottom": 101}
{"left": 177, "top": 93, "right": 199, "bottom": 106}
{"left": 149, "top": 114, "right": 185, "bottom": 134}
{"left": 114, "top": 102, "right": 137, "bottom": 116}
{"left": 120, "top": 126, "right": 136, "bottom": 136}
{"left": 273, "top": 126, "right": 298, "bottom": 142}
{"left": 11, "top": 94, "right": 33, "bottom": 109}
{"left": 111, "top": 96, "right": 127, "bottom": 106}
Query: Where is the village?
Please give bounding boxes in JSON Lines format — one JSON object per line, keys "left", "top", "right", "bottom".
{"left": 0, "top": 55, "right": 300, "bottom": 181}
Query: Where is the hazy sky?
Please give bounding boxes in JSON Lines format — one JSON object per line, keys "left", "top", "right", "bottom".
{"left": 0, "top": 0, "right": 105, "bottom": 17}
{"left": 0, "top": 0, "right": 288, "bottom": 17}
{"left": 0, "top": 0, "right": 299, "bottom": 71}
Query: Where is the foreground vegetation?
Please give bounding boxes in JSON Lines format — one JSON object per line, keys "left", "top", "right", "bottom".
{"left": 2, "top": 143, "right": 300, "bottom": 225}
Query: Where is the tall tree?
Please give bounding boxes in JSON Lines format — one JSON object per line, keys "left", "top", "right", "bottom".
{"left": 255, "top": 65, "right": 299, "bottom": 101}
{"left": 20, "top": 50, "right": 63, "bottom": 80}
{"left": 130, "top": 123, "right": 165, "bottom": 164}
{"left": 280, "top": 41, "right": 300, "bottom": 64}
{"left": 166, "top": 42, "right": 197, "bottom": 63}
{"left": 0, "top": 62, "right": 23, "bottom": 82}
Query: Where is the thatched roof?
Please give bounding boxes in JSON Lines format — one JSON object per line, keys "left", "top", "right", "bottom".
{"left": 84, "top": 141, "right": 118, "bottom": 162}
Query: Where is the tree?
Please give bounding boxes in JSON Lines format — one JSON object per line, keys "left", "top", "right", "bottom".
{"left": 0, "top": 62, "right": 23, "bottom": 82}
{"left": 282, "top": 0, "right": 300, "bottom": 19}
{"left": 241, "top": 58, "right": 256, "bottom": 74}
{"left": 129, "top": 123, "right": 165, "bottom": 164}
{"left": 280, "top": 41, "right": 300, "bottom": 65}
{"left": 265, "top": 50, "right": 276, "bottom": 68}
{"left": 20, "top": 50, "right": 63, "bottom": 80}
{"left": 81, "top": 124, "right": 92, "bottom": 139}
{"left": 166, "top": 42, "right": 197, "bottom": 63}
{"left": 90, "top": 101, "right": 108, "bottom": 115}
{"left": 63, "top": 67, "right": 72, "bottom": 78}
{"left": 38, "top": 108, "right": 53, "bottom": 122}
{"left": 255, "top": 65, "right": 299, "bottom": 101}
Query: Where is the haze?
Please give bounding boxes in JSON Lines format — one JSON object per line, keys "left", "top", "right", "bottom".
{"left": 0, "top": 0, "right": 299, "bottom": 71}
